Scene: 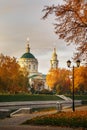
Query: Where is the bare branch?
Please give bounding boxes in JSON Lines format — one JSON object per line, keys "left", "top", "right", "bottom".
{"left": 42, "top": 0, "right": 87, "bottom": 64}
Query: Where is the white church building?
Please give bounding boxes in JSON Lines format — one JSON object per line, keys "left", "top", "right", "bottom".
{"left": 18, "top": 39, "right": 38, "bottom": 76}
{"left": 18, "top": 38, "right": 59, "bottom": 91}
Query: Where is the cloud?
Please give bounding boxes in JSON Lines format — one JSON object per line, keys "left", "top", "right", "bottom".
{"left": 0, "top": 0, "right": 75, "bottom": 74}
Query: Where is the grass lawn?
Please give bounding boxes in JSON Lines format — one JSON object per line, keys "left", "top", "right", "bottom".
{"left": 0, "top": 94, "right": 62, "bottom": 102}
{"left": 68, "top": 95, "right": 87, "bottom": 100}
{"left": 0, "top": 94, "right": 87, "bottom": 102}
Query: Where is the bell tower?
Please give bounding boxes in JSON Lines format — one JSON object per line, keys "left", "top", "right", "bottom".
{"left": 50, "top": 48, "right": 58, "bottom": 69}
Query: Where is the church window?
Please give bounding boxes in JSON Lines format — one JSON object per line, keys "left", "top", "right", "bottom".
{"left": 33, "top": 65, "right": 35, "bottom": 70}
{"left": 29, "top": 65, "right": 31, "bottom": 69}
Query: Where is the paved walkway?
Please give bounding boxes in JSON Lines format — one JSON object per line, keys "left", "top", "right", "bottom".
{"left": 0, "top": 110, "right": 57, "bottom": 126}
{"left": 0, "top": 125, "right": 84, "bottom": 130}
{"left": 0, "top": 106, "right": 87, "bottom": 130}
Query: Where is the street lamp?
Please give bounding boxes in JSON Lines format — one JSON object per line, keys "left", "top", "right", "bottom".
{"left": 67, "top": 60, "right": 80, "bottom": 112}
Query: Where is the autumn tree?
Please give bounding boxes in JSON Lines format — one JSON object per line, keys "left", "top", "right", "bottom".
{"left": 74, "top": 66, "right": 87, "bottom": 94}
{"left": 46, "top": 68, "right": 71, "bottom": 94}
{"left": 56, "top": 68, "right": 71, "bottom": 94}
{"left": 46, "top": 68, "right": 59, "bottom": 90}
{"left": 31, "top": 79, "right": 44, "bottom": 93}
{"left": 0, "top": 54, "right": 29, "bottom": 93}
{"left": 43, "top": 0, "right": 87, "bottom": 64}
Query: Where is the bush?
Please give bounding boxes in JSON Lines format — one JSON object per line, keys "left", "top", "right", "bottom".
{"left": 82, "top": 100, "right": 87, "bottom": 105}
{"left": 23, "top": 110, "right": 87, "bottom": 128}
{"left": 39, "top": 89, "right": 54, "bottom": 95}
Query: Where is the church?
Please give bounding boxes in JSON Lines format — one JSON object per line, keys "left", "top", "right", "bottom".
{"left": 18, "top": 39, "right": 46, "bottom": 91}
{"left": 18, "top": 38, "right": 59, "bottom": 91}
{"left": 18, "top": 38, "right": 38, "bottom": 76}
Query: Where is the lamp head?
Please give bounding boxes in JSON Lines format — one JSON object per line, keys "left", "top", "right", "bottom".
{"left": 76, "top": 60, "right": 80, "bottom": 67}
{"left": 67, "top": 60, "right": 71, "bottom": 67}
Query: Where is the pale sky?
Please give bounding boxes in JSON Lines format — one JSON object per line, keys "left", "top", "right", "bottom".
{"left": 0, "top": 0, "right": 76, "bottom": 74}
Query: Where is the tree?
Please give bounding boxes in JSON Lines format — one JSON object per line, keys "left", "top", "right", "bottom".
{"left": 55, "top": 68, "right": 71, "bottom": 94}
{"left": 46, "top": 68, "right": 59, "bottom": 90}
{"left": 74, "top": 66, "right": 87, "bottom": 94}
{"left": 43, "top": 0, "right": 87, "bottom": 64}
{"left": 46, "top": 68, "right": 71, "bottom": 93}
{"left": 0, "top": 54, "right": 29, "bottom": 93}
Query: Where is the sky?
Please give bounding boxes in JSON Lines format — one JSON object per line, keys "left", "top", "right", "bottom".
{"left": 0, "top": 0, "right": 76, "bottom": 74}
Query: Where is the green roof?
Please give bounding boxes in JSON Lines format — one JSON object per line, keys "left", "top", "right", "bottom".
{"left": 29, "top": 74, "right": 38, "bottom": 79}
{"left": 21, "top": 52, "right": 35, "bottom": 59}
{"left": 29, "top": 74, "right": 46, "bottom": 79}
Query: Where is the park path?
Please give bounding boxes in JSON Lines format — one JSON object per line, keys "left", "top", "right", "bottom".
{"left": 0, "top": 106, "right": 87, "bottom": 130}
{"left": 0, "top": 110, "right": 57, "bottom": 126}
{"left": 0, "top": 125, "right": 83, "bottom": 130}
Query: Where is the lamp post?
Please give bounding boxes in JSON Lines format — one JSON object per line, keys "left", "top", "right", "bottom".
{"left": 67, "top": 60, "right": 80, "bottom": 112}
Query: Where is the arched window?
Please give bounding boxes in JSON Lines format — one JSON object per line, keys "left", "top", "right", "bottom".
{"left": 29, "top": 65, "right": 31, "bottom": 69}
{"left": 33, "top": 65, "right": 35, "bottom": 70}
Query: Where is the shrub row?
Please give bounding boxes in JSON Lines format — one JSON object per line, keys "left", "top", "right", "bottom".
{"left": 23, "top": 110, "right": 87, "bottom": 128}
{"left": 82, "top": 100, "right": 87, "bottom": 105}
{"left": 0, "top": 94, "right": 61, "bottom": 102}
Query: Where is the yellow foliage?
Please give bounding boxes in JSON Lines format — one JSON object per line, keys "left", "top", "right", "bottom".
{"left": 43, "top": 0, "right": 87, "bottom": 65}
{"left": 46, "top": 68, "right": 59, "bottom": 90}
{"left": 74, "top": 66, "right": 87, "bottom": 91}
